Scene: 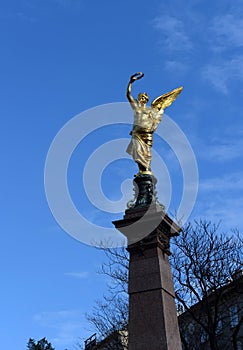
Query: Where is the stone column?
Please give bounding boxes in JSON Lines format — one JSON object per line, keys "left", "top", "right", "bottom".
{"left": 113, "top": 175, "right": 182, "bottom": 350}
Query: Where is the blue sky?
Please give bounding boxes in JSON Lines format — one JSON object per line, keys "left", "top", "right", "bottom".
{"left": 1, "top": 0, "right": 243, "bottom": 349}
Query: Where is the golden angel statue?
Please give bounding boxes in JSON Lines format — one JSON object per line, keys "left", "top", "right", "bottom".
{"left": 126, "top": 72, "right": 182, "bottom": 175}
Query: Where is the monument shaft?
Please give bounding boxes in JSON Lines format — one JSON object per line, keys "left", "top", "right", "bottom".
{"left": 113, "top": 209, "right": 182, "bottom": 350}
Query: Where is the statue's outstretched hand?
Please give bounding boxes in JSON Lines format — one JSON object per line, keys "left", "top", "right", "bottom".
{"left": 130, "top": 72, "right": 144, "bottom": 83}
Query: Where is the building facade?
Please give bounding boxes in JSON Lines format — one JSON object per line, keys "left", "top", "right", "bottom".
{"left": 84, "top": 330, "right": 128, "bottom": 350}
{"left": 178, "top": 270, "right": 243, "bottom": 350}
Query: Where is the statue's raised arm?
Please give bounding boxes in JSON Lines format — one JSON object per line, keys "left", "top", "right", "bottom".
{"left": 126, "top": 72, "right": 144, "bottom": 109}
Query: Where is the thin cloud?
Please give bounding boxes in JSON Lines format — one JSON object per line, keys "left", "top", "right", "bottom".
{"left": 202, "top": 63, "right": 229, "bottom": 94}
{"left": 34, "top": 310, "right": 84, "bottom": 347}
{"left": 152, "top": 15, "right": 192, "bottom": 51}
{"left": 199, "top": 137, "right": 243, "bottom": 162}
{"left": 203, "top": 11, "right": 243, "bottom": 92}
{"left": 52, "top": 0, "right": 83, "bottom": 8}
{"left": 65, "top": 271, "right": 89, "bottom": 279}
{"left": 24, "top": 0, "right": 84, "bottom": 14}
{"left": 164, "top": 60, "right": 188, "bottom": 75}
{"left": 151, "top": 8, "right": 243, "bottom": 95}
{"left": 193, "top": 196, "right": 243, "bottom": 233}
{"left": 200, "top": 172, "right": 243, "bottom": 192}
{"left": 202, "top": 57, "right": 243, "bottom": 94}
{"left": 211, "top": 14, "right": 243, "bottom": 51}
{"left": 0, "top": 10, "right": 35, "bottom": 22}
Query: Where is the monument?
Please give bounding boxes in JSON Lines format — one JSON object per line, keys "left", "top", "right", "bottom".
{"left": 113, "top": 73, "right": 183, "bottom": 349}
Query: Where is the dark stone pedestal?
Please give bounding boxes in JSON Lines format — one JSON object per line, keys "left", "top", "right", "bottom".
{"left": 113, "top": 208, "right": 182, "bottom": 350}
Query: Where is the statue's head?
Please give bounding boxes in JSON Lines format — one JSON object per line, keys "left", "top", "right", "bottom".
{"left": 138, "top": 92, "right": 149, "bottom": 104}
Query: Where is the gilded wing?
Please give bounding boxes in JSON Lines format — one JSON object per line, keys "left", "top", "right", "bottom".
{"left": 151, "top": 86, "right": 183, "bottom": 111}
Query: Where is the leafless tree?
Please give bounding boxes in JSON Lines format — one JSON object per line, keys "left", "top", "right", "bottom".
{"left": 171, "top": 220, "right": 243, "bottom": 350}
{"left": 85, "top": 220, "right": 242, "bottom": 350}
{"left": 84, "top": 245, "right": 129, "bottom": 349}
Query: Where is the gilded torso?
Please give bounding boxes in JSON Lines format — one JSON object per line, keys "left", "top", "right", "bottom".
{"left": 133, "top": 105, "right": 164, "bottom": 133}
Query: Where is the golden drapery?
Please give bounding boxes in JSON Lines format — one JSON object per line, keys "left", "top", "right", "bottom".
{"left": 126, "top": 127, "right": 153, "bottom": 170}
